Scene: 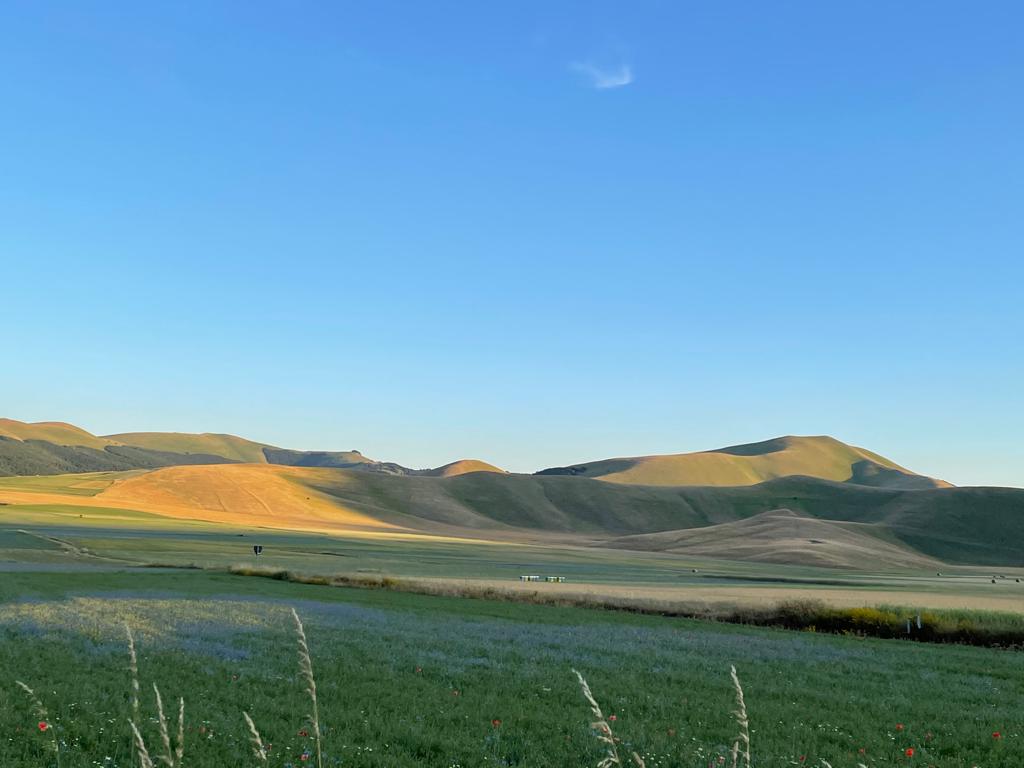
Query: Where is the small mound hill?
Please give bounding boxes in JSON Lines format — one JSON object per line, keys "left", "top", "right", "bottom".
{"left": 424, "top": 459, "right": 506, "bottom": 477}
{"left": 602, "top": 509, "right": 941, "bottom": 570}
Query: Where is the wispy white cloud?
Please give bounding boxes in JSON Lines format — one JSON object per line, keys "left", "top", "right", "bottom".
{"left": 570, "top": 61, "right": 633, "bottom": 89}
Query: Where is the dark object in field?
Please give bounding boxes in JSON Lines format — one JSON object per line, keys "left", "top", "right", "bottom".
{"left": 253, "top": 545, "right": 263, "bottom": 556}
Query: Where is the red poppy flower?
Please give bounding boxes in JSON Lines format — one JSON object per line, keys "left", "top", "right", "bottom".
{"left": 491, "top": 719, "right": 502, "bottom": 728}
{"left": 858, "top": 748, "right": 866, "bottom": 754}
{"left": 799, "top": 757, "right": 806, "bottom": 763}
{"left": 38, "top": 722, "right": 47, "bottom": 732}
{"left": 608, "top": 714, "right": 617, "bottom": 722}
{"left": 905, "top": 747, "right": 915, "bottom": 757}
{"left": 896, "top": 723, "right": 905, "bottom": 731}
{"left": 298, "top": 729, "right": 308, "bottom": 737}
{"left": 300, "top": 755, "right": 309, "bottom": 762}
{"left": 993, "top": 731, "right": 1002, "bottom": 739}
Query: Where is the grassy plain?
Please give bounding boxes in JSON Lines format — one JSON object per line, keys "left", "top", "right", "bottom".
{"left": 2, "top": 496, "right": 1024, "bottom": 612}
{"left": 2, "top": 489, "right": 1024, "bottom": 766}
{"left": 1, "top": 568, "right": 1022, "bottom": 767}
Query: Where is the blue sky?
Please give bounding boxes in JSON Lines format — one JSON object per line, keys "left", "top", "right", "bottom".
{"left": 2, "top": 2, "right": 1022, "bottom": 486}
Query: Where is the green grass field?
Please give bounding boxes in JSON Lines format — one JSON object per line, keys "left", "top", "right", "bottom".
{"left": 1, "top": 568, "right": 1022, "bottom": 767}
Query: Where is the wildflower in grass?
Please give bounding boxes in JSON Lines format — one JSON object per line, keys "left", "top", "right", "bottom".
{"left": 491, "top": 719, "right": 502, "bottom": 728}
{"left": 38, "top": 721, "right": 48, "bottom": 732}
{"left": 896, "top": 723, "right": 905, "bottom": 731}
{"left": 904, "top": 747, "right": 914, "bottom": 757}
{"left": 608, "top": 714, "right": 617, "bottom": 721}
{"left": 993, "top": 731, "right": 1001, "bottom": 739}
{"left": 298, "top": 729, "right": 309, "bottom": 737}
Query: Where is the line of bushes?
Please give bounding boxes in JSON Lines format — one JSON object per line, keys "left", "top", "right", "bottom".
{"left": 726, "top": 600, "right": 1024, "bottom": 648}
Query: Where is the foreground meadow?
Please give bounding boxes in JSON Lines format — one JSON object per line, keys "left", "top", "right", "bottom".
{"left": 0, "top": 569, "right": 1021, "bottom": 767}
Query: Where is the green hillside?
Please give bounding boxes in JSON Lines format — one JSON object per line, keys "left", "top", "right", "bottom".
{"left": 537, "top": 435, "right": 949, "bottom": 490}
{"left": 600, "top": 509, "right": 943, "bottom": 570}
{"left": 0, "top": 436, "right": 236, "bottom": 476}
{"left": 293, "top": 470, "right": 1024, "bottom": 566}
{"left": 106, "top": 431, "right": 272, "bottom": 463}
{"left": 0, "top": 419, "right": 114, "bottom": 450}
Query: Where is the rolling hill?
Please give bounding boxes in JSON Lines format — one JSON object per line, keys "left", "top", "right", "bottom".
{"left": 600, "top": 509, "right": 942, "bottom": 570}
{"left": 424, "top": 459, "right": 507, "bottom": 477}
{"left": 106, "top": 432, "right": 272, "bottom": 463}
{"left": 536, "top": 435, "right": 950, "bottom": 490}
{"left": 3, "top": 417, "right": 1017, "bottom": 569}
{"left": 1, "top": 462, "right": 1021, "bottom": 567}
{"left": 0, "top": 418, "right": 504, "bottom": 479}
{"left": 0, "top": 419, "right": 114, "bottom": 450}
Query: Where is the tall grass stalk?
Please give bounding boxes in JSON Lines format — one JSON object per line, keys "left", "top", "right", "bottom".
{"left": 243, "top": 711, "right": 268, "bottom": 762}
{"left": 729, "top": 665, "right": 751, "bottom": 768}
{"left": 292, "top": 608, "right": 323, "bottom": 768}
{"left": 153, "top": 684, "right": 174, "bottom": 767}
{"left": 572, "top": 669, "right": 646, "bottom": 768}
{"left": 126, "top": 622, "right": 140, "bottom": 768}
{"left": 129, "top": 719, "right": 156, "bottom": 768}
{"left": 175, "top": 697, "right": 185, "bottom": 766}
{"left": 15, "top": 680, "right": 60, "bottom": 768}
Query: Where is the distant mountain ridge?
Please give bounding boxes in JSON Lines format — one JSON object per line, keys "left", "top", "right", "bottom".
{"left": 0, "top": 419, "right": 504, "bottom": 479}
{"left": 535, "top": 435, "right": 950, "bottom": 490}
{"left": 2, "top": 419, "right": 1022, "bottom": 569}
{"left": 0, "top": 419, "right": 945, "bottom": 491}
